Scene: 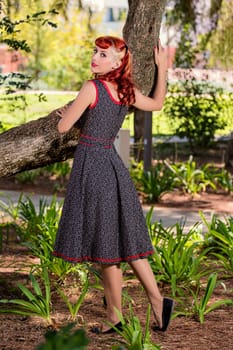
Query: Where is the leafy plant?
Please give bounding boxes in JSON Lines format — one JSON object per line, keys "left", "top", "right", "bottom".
{"left": 192, "top": 273, "right": 233, "bottom": 323}
{"left": 165, "top": 157, "right": 216, "bottom": 195}
{"left": 111, "top": 304, "right": 161, "bottom": 350}
{"left": 164, "top": 80, "right": 228, "bottom": 150}
{"left": 44, "top": 161, "right": 71, "bottom": 179}
{"left": 211, "top": 167, "right": 233, "bottom": 193}
{"left": 150, "top": 223, "right": 210, "bottom": 296}
{"left": 57, "top": 276, "right": 89, "bottom": 321}
{"left": 15, "top": 169, "right": 40, "bottom": 184}
{"left": 15, "top": 195, "right": 84, "bottom": 279}
{"left": 146, "top": 207, "right": 172, "bottom": 247}
{"left": 35, "top": 323, "right": 89, "bottom": 350}
{"left": 0, "top": 192, "right": 24, "bottom": 221}
{"left": 200, "top": 213, "right": 233, "bottom": 275}
{"left": 0, "top": 267, "right": 52, "bottom": 325}
{"left": 137, "top": 162, "right": 175, "bottom": 202}
{"left": 179, "top": 273, "right": 233, "bottom": 324}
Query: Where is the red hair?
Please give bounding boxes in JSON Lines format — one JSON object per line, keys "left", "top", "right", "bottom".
{"left": 94, "top": 36, "right": 135, "bottom": 105}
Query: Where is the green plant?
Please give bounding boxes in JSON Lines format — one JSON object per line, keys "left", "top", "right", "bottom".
{"left": 190, "top": 273, "right": 232, "bottom": 323}
{"left": 164, "top": 80, "right": 228, "bottom": 150}
{"left": 35, "top": 323, "right": 89, "bottom": 350}
{"left": 146, "top": 207, "right": 172, "bottom": 247}
{"left": 137, "top": 162, "right": 175, "bottom": 202}
{"left": 57, "top": 276, "right": 89, "bottom": 321}
{"left": 200, "top": 213, "right": 233, "bottom": 275}
{"left": 0, "top": 192, "right": 24, "bottom": 221}
{"left": 0, "top": 267, "right": 52, "bottom": 325}
{"left": 16, "top": 195, "right": 84, "bottom": 279}
{"left": 45, "top": 161, "right": 71, "bottom": 179}
{"left": 165, "top": 157, "right": 216, "bottom": 195}
{"left": 15, "top": 169, "right": 40, "bottom": 184}
{"left": 212, "top": 168, "right": 233, "bottom": 193}
{"left": 111, "top": 304, "right": 161, "bottom": 350}
{"left": 150, "top": 223, "right": 210, "bottom": 296}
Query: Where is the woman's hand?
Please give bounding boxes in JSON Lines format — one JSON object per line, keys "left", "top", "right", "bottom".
{"left": 154, "top": 39, "right": 167, "bottom": 71}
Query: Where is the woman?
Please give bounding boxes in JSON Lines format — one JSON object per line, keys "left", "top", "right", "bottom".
{"left": 53, "top": 35, "right": 173, "bottom": 334}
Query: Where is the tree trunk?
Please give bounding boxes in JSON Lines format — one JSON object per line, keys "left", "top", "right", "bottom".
{"left": 123, "top": 0, "right": 166, "bottom": 163}
{"left": 123, "top": 0, "right": 166, "bottom": 94}
{"left": 225, "top": 135, "right": 233, "bottom": 168}
{"left": 0, "top": 0, "right": 167, "bottom": 177}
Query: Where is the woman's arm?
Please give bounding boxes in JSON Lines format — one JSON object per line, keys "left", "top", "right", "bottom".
{"left": 57, "top": 81, "right": 96, "bottom": 133}
{"left": 133, "top": 40, "right": 168, "bottom": 111}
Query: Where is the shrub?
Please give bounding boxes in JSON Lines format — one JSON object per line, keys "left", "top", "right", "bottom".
{"left": 164, "top": 80, "right": 231, "bottom": 151}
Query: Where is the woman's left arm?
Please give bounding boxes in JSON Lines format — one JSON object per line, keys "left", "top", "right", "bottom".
{"left": 133, "top": 40, "right": 168, "bottom": 111}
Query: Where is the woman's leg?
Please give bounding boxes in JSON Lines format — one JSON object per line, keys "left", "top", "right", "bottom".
{"left": 101, "top": 264, "right": 122, "bottom": 331}
{"left": 129, "top": 259, "right": 163, "bottom": 328}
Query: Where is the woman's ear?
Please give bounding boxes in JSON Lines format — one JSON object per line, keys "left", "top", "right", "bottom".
{"left": 112, "top": 60, "right": 121, "bottom": 69}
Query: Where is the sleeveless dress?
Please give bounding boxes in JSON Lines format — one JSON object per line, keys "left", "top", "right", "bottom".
{"left": 53, "top": 79, "right": 154, "bottom": 264}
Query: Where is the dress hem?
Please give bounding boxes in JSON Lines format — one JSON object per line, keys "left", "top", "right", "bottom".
{"left": 52, "top": 250, "right": 154, "bottom": 264}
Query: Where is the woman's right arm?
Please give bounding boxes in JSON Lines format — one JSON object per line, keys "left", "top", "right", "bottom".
{"left": 57, "top": 81, "right": 96, "bottom": 133}
{"left": 133, "top": 40, "right": 168, "bottom": 112}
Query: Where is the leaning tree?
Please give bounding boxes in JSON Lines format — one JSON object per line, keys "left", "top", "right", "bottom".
{"left": 0, "top": 0, "right": 167, "bottom": 177}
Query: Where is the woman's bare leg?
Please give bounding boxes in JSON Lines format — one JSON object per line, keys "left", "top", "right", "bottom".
{"left": 129, "top": 259, "right": 163, "bottom": 328}
{"left": 101, "top": 264, "right": 122, "bottom": 331}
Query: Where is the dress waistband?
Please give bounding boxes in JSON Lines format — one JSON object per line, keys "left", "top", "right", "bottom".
{"left": 79, "top": 133, "right": 115, "bottom": 149}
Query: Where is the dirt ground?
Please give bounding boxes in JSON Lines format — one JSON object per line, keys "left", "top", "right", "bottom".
{"left": 0, "top": 176, "right": 233, "bottom": 350}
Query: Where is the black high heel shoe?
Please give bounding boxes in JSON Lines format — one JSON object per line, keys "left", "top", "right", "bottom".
{"left": 152, "top": 298, "right": 174, "bottom": 332}
{"left": 91, "top": 321, "right": 123, "bottom": 334}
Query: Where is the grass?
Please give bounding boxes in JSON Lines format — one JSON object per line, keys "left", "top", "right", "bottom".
{"left": 0, "top": 92, "right": 76, "bottom": 127}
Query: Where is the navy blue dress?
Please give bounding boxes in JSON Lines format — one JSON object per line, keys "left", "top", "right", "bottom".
{"left": 53, "top": 79, "right": 154, "bottom": 264}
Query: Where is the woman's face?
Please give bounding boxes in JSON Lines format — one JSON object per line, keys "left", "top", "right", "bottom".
{"left": 90, "top": 45, "right": 120, "bottom": 75}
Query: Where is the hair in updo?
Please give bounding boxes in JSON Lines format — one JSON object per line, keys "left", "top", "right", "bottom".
{"left": 94, "top": 36, "right": 135, "bottom": 105}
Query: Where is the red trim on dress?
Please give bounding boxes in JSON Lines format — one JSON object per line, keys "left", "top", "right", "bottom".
{"left": 52, "top": 250, "right": 154, "bottom": 264}
{"left": 80, "top": 133, "right": 115, "bottom": 142}
{"left": 89, "top": 80, "right": 98, "bottom": 109}
{"left": 99, "top": 79, "right": 123, "bottom": 105}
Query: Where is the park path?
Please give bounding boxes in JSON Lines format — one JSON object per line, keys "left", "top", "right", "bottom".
{"left": 0, "top": 189, "right": 223, "bottom": 231}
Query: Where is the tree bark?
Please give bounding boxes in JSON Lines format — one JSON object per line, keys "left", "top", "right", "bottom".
{"left": 0, "top": 106, "right": 81, "bottom": 177}
{"left": 0, "top": 0, "right": 167, "bottom": 177}
{"left": 123, "top": 0, "right": 166, "bottom": 164}
{"left": 123, "top": 0, "right": 166, "bottom": 94}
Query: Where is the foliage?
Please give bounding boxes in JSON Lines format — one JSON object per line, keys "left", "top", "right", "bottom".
{"left": 0, "top": 1, "right": 58, "bottom": 92}
{"left": 111, "top": 305, "right": 161, "bottom": 350}
{"left": 191, "top": 273, "right": 233, "bottom": 323}
{"left": 164, "top": 80, "right": 230, "bottom": 150}
{"left": 165, "top": 156, "right": 216, "bottom": 195}
{"left": 216, "top": 169, "right": 233, "bottom": 193}
{"left": 0, "top": 192, "right": 24, "bottom": 220}
{"left": 177, "top": 273, "right": 233, "bottom": 323}
{"left": 200, "top": 213, "right": 233, "bottom": 275}
{"left": 35, "top": 323, "right": 89, "bottom": 350}
{"left": 209, "top": 0, "right": 233, "bottom": 69}
{"left": 136, "top": 162, "right": 175, "bottom": 202}
{"left": 10, "top": 0, "right": 96, "bottom": 90}
{"left": 15, "top": 168, "right": 41, "bottom": 184}
{"left": 0, "top": 267, "right": 52, "bottom": 324}
{"left": 174, "top": 24, "right": 197, "bottom": 68}
{"left": 0, "top": 194, "right": 79, "bottom": 278}
{"left": 41, "top": 25, "right": 93, "bottom": 90}
{"left": 165, "top": 0, "right": 224, "bottom": 68}
{"left": 0, "top": 0, "right": 58, "bottom": 129}
{"left": 57, "top": 277, "right": 89, "bottom": 321}
{"left": 149, "top": 222, "right": 210, "bottom": 297}
{"left": 131, "top": 158, "right": 233, "bottom": 201}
